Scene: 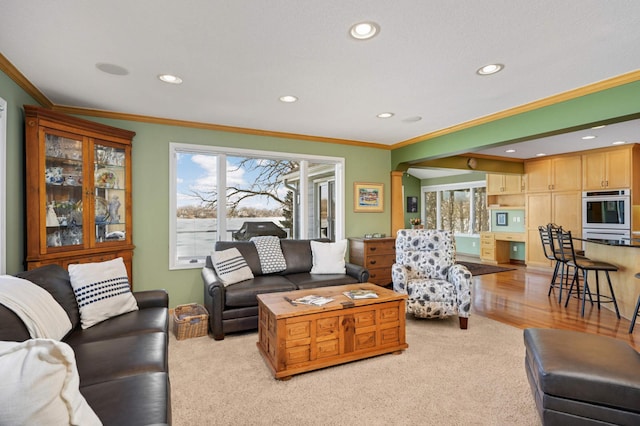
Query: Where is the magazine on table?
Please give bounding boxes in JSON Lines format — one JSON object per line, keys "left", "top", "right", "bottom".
{"left": 343, "top": 289, "right": 379, "bottom": 300}
{"left": 293, "top": 295, "right": 334, "bottom": 306}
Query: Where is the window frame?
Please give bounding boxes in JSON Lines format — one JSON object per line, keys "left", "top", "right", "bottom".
{"left": 169, "top": 143, "right": 345, "bottom": 270}
{"left": 421, "top": 180, "right": 487, "bottom": 236}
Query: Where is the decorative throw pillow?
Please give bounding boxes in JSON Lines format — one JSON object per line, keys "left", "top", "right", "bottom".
{"left": 0, "top": 339, "right": 102, "bottom": 425}
{"left": 68, "top": 257, "right": 138, "bottom": 329}
{"left": 310, "top": 240, "right": 347, "bottom": 274}
{"left": 212, "top": 248, "right": 254, "bottom": 286}
{"left": 250, "top": 236, "right": 287, "bottom": 274}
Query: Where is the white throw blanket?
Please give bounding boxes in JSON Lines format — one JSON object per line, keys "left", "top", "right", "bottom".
{"left": 0, "top": 275, "right": 72, "bottom": 339}
{"left": 250, "top": 236, "right": 287, "bottom": 274}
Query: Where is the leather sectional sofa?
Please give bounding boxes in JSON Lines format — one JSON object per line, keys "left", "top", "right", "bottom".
{"left": 0, "top": 264, "right": 171, "bottom": 425}
{"left": 202, "top": 239, "right": 369, "bottom": 340}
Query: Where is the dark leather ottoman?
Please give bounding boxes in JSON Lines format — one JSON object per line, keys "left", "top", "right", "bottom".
{"left": 524, "top": 328, "right": 640, "bottom": 425}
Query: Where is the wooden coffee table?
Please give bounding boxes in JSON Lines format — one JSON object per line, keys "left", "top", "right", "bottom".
{"left": 257, "top": 283, "right": 408, "bottom": 380}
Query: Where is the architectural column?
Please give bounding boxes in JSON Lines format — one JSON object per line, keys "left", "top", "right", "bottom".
{"left": 390, "top": 170, "right": 404, "bottom": 236}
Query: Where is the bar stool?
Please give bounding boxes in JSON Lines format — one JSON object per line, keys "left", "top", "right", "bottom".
{"left": 538, "top": 225, "right": 563, "bottom": 301}
{"left": 629, "top": 273, "right": 640, "bottom": 333}
{"left": 547, "top": 224, "right": 583, "bottom": 304}
{"left": 559, "top": 229, "right": 620, "bottom": 318}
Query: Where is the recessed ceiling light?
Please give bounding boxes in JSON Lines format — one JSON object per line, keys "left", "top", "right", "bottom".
{"left": 402, "top": 116, "right": 422, "bottom": 123}
{"left": 376, "top": 112, "right": 394, "bottom": 118}
{"left": 536, "top": 153, "right": 546, "bottom": 157}
{"left": 581, "top": 135, "right": 596, "bottom": 140}
{"left": 476, "top": 63, "right": 504, "bottom": 75}
{"left": 96, "top": 63, "right": 129, "bottom": 76}
{"left": 505, "top": 149, "right": 516, "bottom": 153}
{"left": 158, "top": 74, "right": 183, "bottom": 84}
{"left": 350, "top": 22, "right": 380, "bottom": 40}
{"left": 612, "top": 141, "right": 626, "bottom": 145}
{"left": 279, "top": 95, "right": 298, "bottom": 103}
{"left": 591, "top": 125, "right": 606, "bottom": 129}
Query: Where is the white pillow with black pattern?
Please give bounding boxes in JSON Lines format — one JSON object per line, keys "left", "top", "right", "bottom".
{"left": 212, "top": 248, "right": 254, "bottom": 286}
{"left": 68, "top": 257, "right": 138, "bottom": 329}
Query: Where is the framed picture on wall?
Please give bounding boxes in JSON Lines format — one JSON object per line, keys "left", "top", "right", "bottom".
{"left": 496, "top": 212, "right": 508, "bottom": 226}
{"left": 354, "top": 182, "right": 384, "bottom": 212}
{"left": 406, "top": 196, "right": 418, "bottom": 213}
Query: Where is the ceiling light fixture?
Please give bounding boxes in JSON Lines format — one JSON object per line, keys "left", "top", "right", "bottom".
{"left": 476, "top": 63, "right": 504, "bottom": 75}
{"left": 612, "top": 141, "right": 626, "bottom": 145}
{"left": 376, "top": 112, "right": 394, "bottom": 118}
{"left": 158, "top": 74, "right": 183, "bottom": 84}
{"left": 96, "top": 63, "right": 129, "bottom": 76}
{"left": 581, "top": 135, "right": 596, "bottom": 140}
{"left": 536, "top": 153, "right": 546, "bottom": 157}
{"left": 350, "top": 22, "right": 380, "bottom": 40}
{"left": 279, "top": 95, "right": 298, "bottom": 103}
{"left": 505, "top": 149, "right": 516, "bottom": 153}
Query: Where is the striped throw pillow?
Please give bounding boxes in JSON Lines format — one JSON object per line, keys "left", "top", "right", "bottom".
{"left": 212, "top": 248, "right": 254, "bottom": 286}
{"left": 68, "top": 257, "right": 138, "bottom": 329}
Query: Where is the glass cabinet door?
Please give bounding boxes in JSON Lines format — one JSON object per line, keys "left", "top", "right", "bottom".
{"left": 93, "top": 142, "right": 126, "bottom": 244}
{"left": 44, "top": 131, "right": 84, "bottom": 248}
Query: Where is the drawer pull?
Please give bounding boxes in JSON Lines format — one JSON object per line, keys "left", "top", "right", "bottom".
{"left": 369, "top": 260, "right": 377, "bottom": 265}
{"left": 370, "top": 247, "right": 376, "bottom": 251}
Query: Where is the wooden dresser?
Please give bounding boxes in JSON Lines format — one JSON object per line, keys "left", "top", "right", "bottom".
{"left": 348, "top": 237, "right": 396, "bottom": 286}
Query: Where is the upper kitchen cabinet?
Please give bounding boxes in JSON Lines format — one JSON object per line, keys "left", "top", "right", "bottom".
{"left": 582, "top": 145, "right": 635, "bottom": 190}
{"left": 24, "top": 106, "right": 136, "bottom": 280}
{"left": 525, "top": 154, "right": 582, "bottom": 193}
{"left": 486, "top": 174, "right": 524, "bottom": 195}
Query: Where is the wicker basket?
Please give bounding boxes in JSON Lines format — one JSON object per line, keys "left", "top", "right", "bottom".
{"left": 173, "top": 304, "right": 209, "bottom": 340}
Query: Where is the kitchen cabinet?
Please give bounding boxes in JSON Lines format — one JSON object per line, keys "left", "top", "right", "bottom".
{"left": 525, "top": 191, "right": 582, "bottom": 268}
{"left": 24, "top": 106, "right": 136, "bottom": 282}
{"left": 486, "top": 174, "right": 524, "bottom": 195}
{"left": 480, "top": 232, "right": 525, "bottom": 264}
{"left": 525, "top": 154, "right": 582, "bottom": 193}
{"left": 582, "top": 147, "right": 632, "bottom": 190}
{"left": 348, "top": 237, "right": 395, "bottom": 286}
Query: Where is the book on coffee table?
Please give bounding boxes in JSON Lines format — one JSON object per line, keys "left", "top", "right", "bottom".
{"left": 293, "top": 295, "right": 333, "bottom": 306}
{"left": 343, "top": 289, "right": 379, "bottom": 300}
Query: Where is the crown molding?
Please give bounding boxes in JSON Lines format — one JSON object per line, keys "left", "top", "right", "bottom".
{"left": 0, "top": 53, "right": 52, "bottom": 107}
{"left": 392, "top": 69, "right": 640, "bottom": 150}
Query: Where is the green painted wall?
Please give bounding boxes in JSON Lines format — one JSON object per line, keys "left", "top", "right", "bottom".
{"left": 455, "top": 236, "right": 480, "bottom": 256}
{"left": 1, "top": 71, "right": 39, "bottom": 275}
{"left": 402, "top": 173, "right": 421, "bottom": 228}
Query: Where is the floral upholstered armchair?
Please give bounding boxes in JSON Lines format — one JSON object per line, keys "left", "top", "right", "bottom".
{"left": 392, "top": 229, "right": 472, "bottom": 329}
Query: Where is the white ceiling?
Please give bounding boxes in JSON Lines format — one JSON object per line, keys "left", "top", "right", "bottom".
{"left": 1, "top": 1, "right": 639, "bottom": 149}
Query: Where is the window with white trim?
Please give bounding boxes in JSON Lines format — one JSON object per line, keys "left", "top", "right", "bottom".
{"left": 421, "top": 181, "right": 489, "bottom": 235}
{"left": 169, "top": 143, "right": 345, "bottom": 269}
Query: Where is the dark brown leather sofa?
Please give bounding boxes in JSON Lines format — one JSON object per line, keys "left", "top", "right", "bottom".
{"left": 524, "top": 328, "right": 640, "bottom": 425}
{"left": 0, "top": 264, "right": 171, "bottom": 425}
{"left": 202, "top": 239, "right": 369, "bottom": 340}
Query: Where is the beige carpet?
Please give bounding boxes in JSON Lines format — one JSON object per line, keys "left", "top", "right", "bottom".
{"left": 169, "top": 314, "right": 539, "bottom": 425}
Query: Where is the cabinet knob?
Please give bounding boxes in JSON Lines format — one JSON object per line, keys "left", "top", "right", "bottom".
{"left": 370, "top": 247, "right": 376, "bottom": 251}
{"left": 369, "top": 260, "right": 377, "bottom": 265}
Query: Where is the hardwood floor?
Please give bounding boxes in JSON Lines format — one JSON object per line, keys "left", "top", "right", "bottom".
{"left": 468, "top": 259, "right": 640, "bottom": 351}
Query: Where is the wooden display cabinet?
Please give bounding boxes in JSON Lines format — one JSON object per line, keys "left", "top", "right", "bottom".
{"left": 24, "top": 106, "right": 136, "bottom": 283}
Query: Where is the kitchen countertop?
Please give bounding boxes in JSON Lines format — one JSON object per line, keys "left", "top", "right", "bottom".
{"left": 574, "top": 237, "right": 640, "bottom": 248}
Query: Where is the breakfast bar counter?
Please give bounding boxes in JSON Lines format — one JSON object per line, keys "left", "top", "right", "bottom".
{"left": 577, "top": 238, "right": 640, "bottom": 320}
